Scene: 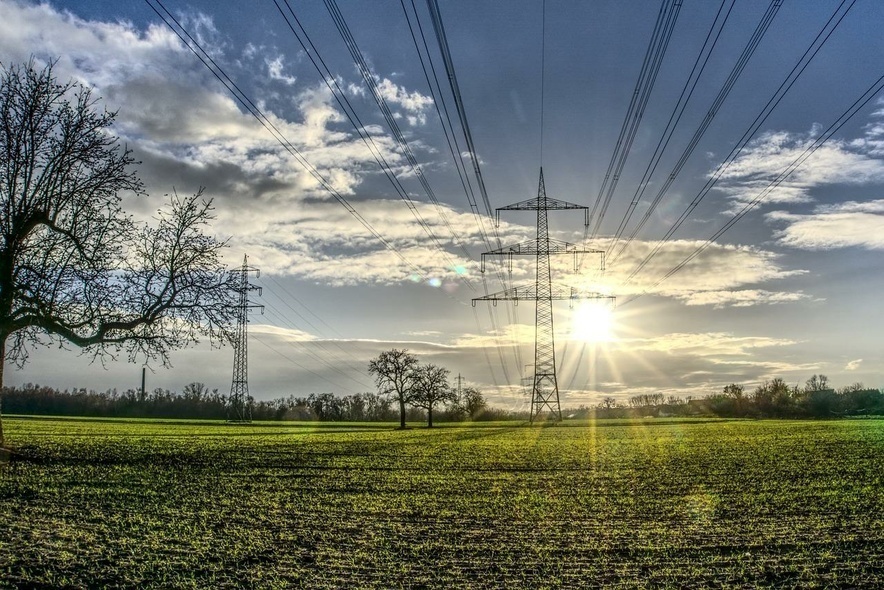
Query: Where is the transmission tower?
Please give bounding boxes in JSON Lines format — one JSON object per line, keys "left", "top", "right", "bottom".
{"left": 473, "top": 169, "right": 613, "bottom": 423}
{"left": 229, "top": 254, "right": 263, "bottom": 423}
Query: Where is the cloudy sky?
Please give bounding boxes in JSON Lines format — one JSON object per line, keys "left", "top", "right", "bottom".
{"left": 2, "top": 0, "right": 883, "bottom": 408}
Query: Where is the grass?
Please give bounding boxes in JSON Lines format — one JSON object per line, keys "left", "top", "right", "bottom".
{"left": 1, "top": 416, "right": 883, "bottom": 588}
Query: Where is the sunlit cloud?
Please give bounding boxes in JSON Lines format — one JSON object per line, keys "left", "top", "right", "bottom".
{"left": 251, "top": 324, "right": 316, "bottom": 342}
{"left": 375, "top": 77, "right": 433, "bottom": 125}
{"left": 620, "top": 332, "right": 796, "bottom": 357}
{"left": 767, "top": 200, "right": 884, "bottom": 250}
{"left": 715, "top": 128, "right": 884, "bottom": 207}
{"left": 845, "top": 359, "right": 863, "bottom": 371}
{"left": 569, "top": 239, "right": 807, "bottom": 307}
{"left": 676, "top": 289, "right": 812, "bottom": 308}
{"left": 266, "top": 55, "right": 296, "bottom": 85}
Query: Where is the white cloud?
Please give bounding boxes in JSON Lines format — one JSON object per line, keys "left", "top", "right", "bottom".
{"left": 621, "top": 332, "right": 796, "bottom": 357}
{"left": 767, "top": 200, "right": 884, "bottom": 250}
{"left": 716, "top": 129, "right": 884, "bottom": 207}
{"left": 845, "top": 359, "right": 863, "bottom": 371}
{"left": 677, "top": 289, "right": 811, "bottom": 308}
{"left": 375, "top": 77, "right": 433, "bottom": 125}
{"left": 266, "top": 55, "right": 296, "bottom": 85}
{"left": 573, "top": 239, "right": 806, "bottom": 307}
{"left": 251, "top": 324, "right": 316, "bottom": 342}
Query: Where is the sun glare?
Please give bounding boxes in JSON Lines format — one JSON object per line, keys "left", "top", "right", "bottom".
{"left": 571, "top": 302, "right": 615, "bottom": 342}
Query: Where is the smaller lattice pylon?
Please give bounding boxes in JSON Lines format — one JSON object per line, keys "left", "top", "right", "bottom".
{"left": 228, "top": 254, "right": 263, "bottom": 423}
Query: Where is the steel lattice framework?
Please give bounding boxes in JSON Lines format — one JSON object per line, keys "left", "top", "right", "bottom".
{"left": 473, "top": 169, "right": 613, "bottom": 422}
{"left": 229, "top": 255, "right": 263, "bottom": 423}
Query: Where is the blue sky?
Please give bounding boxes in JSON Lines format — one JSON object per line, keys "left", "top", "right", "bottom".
{"left": 2, "top": 0, "right": 883, "bottom": 407}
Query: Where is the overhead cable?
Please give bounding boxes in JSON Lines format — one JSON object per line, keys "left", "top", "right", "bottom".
{"left": 612, "top": 0, "right": 784, "bottom": 274}
{"left": 622, "top": 63, "right": 884, "bottom": 305}
{"left": 621, "top": 0, "right": 854, "bottom": 285}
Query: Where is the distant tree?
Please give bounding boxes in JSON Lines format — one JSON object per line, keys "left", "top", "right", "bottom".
{"left": 722, "top": 383, "right": 746, "bottom": 415}
{"left": 362, "top": 391, "right": 394, "bottom": 421}
{"left": 460, "top": 386, "right": 488, "bottom": 420}
{"left": 368, "top": 349, "right": 418, "bottom": 428}
{"left": 723, "top": 383, "right": 744, "bottom": 398}
{"left": 753, "top": 378, "right": 792, "bottom": 417}
{"left": 601, "top": 396, "right": 617, "bottom": 410}
{"left": 412, "top": 363, "right": 454, "bottom": 428}
{"left": 182, "top": 382, "right": 207, "bottom": 401}
{"left": 805, "top": 374, "right": 830, "bottom": 392}
{"left": 0, "top": 60, "right": 235, "bottom": 445}
{"left": 839, "top": 382, "right": 866, "bottom": 394}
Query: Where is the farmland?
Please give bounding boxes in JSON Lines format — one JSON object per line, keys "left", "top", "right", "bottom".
{"left": 1, "top": 417, "right": 883, "bottom": 588}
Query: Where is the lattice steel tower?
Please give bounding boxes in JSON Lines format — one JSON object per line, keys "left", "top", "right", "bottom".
{"left": 229, "top": 254, "right": 263, "bottom": 423}
{"left": 473, "top": 169, "right": 613, "bottom": 422}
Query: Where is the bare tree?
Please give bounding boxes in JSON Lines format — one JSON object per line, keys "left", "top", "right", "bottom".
{"left": 805, "top": 374, "right": 830, "bottom": 392}
{"left": 368, "top": 348, "right": 418, "bottom": 429}
{"left": 412, "top": 363, "right": 454, "bottom": 428}
{"left": 0, "top": 60, "right": 235, "bottom": 445}
{"left": 459, "top": 386, "right": 487, "bottom": 420}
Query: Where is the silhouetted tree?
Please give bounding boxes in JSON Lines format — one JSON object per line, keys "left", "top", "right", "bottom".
{"left": 805, "top": 374, "right": 830, "bottom": 392}
{"left": 368, "top": 349, "right": 418, "bottom": 428}
{"left": 0, "top": 60, "right": 236, "bottom": 445}
{"left": 412, "top": 363, "right": 454, "bottom": 427}
{"left": 459, "top": 386, "right": 487, "bottom": 420}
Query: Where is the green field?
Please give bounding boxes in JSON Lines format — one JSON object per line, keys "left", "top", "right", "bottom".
{"left": 1, "top": 416, "right": 883, "bottom": 588}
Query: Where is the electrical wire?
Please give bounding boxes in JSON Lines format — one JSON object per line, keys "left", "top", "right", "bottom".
{"left": 144, "top": 0, "right": 437, "bottom": 288}
{"left": 585, "top": 0, "right": 682, "bottom": 243}
{"left": 612, "top": 0, "right": 783, "bottom": 277}
{"left": 273, "top": 0, "right": 475, "bottom": 294}
{"left": 605, "top": 0, "right": 735, "bottom": 261}
{"left": 621, "top": 64, "right": 884, "bottom": 306}
{"left": 620, "top": 0, "right": 853, "bottom": 286}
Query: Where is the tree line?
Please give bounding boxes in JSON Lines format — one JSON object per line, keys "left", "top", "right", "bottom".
{"left": 0, "top": 382, "right": 500, "bottom": 423}
{"left": 3, "top": 372, "right": 880, "bottom": 423}
{"left": 585, "top": 375, "right": 883, "bottom": 419}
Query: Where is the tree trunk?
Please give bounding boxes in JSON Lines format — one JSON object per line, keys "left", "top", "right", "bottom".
{"left": 427, "top": 405, "right": 433, "bottom": 428}
{"left": 0, "top": 336, "right": 5, "bottom": 447}
{"left": 399, "top": 398, "right": 406, "bottom": 429}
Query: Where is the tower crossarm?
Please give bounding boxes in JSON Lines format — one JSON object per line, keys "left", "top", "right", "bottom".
{"left": 496, "top": 198, "right": 589, "bottom": 226}
{"left": 472, "top": 286, "right": 615, "bottom": 306}
{"left": 472, "top": 284, "right": 571, "bottom": 305}
{"left": 481, "top": 239, "right": 605, "bottom": 272}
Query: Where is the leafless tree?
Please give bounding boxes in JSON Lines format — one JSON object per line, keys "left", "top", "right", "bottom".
{"left": 368, "top": 348, "right": 418, "bottom": 429}
{"left": 805, "top": 374, "right": 830, "bottom": 392}
{"left": 412, "top": 363, "right": 454, "bottom": 428}
{"left": 0, "top": 60, "right": 235, "bottom": 445}
{"left": 458, "top": 386, "right": 487, "bottom": 420}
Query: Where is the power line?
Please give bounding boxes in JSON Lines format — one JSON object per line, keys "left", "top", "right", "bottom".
{"left": 422, "top": 0, "right": 532, "bottom": 384}
{"left": 287, "top": 0, "right": 523, "bottom": 386}
{"left": 605, "top": 0, "right": 735, "bottom": 260}
{"left": 274, "top": 0, "right": 476, "bottom": 293}
{"left": 251, "top": 332, "right": 364, "bottom": 394}
{"left": 145, "top": 0, "right": 436, "bottom": 286}
{"left": 622, "top": 64, "right": 884, "bottom": 306}
{"left": 425, "top": 0, "right": 494, "bottom": 221}
{"left": 611, "top": 0, "right": 783, "bottom": 277}
{"left": 399, "top": 0, "right": 521, "bottom": 377}
{"left": 259, "top": 302, "right": 374, "bottom": 389}
{"left": 540, "top": 0, "right": 546, "bottom": 167}
{"left": 620, "top": 0, "right": 853, "bottom": 285}
{"left": 585, "top": 0, "right": 683, "bottom": 243}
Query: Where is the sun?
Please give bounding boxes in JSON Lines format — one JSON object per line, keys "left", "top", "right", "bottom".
{"left": 571, "top": 302, "right": 615, "bottom": 342}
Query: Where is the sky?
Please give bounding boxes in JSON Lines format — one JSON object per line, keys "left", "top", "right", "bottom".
{"left": 1, "top": 0, "right": 883, "bottom": 408}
